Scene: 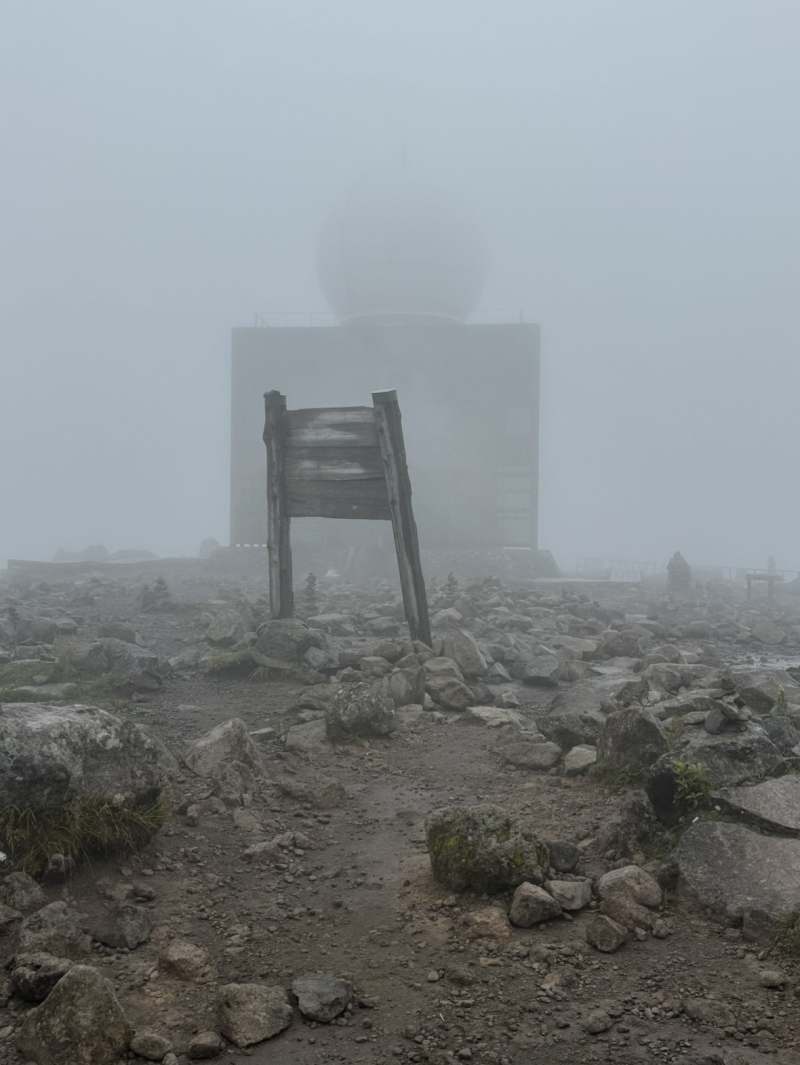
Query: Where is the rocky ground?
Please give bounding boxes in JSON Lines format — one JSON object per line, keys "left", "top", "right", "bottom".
{"left": 2, "top": 556, "right": 800, "bottom": 1065}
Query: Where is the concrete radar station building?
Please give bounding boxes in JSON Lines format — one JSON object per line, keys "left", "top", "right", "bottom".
{"left": 230, "top": 167, "right": 543, "bottom": 575}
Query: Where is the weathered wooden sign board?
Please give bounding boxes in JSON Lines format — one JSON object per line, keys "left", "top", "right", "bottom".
{"left": 263, "top": 389, "right": 432, "bottom": 646}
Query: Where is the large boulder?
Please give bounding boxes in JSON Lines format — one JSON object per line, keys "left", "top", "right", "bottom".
{"left": 254, "top": 619, "right": 321, "bottom": 662}
{"left": 0, "top": 704, "right": 165, "bottom": 812}
{"left": 184, "top": 718, "right": 264, "bottom": 779}
{"left": 326, "top": 681, "right": 396, "bottom": 739}
{"left": 386, "top": 666, "right": 426, "bottom": 708}
{"left": 537, "top": 675, "right": 649, "bottom": 748}
{"left": 215, "top": 983, "right": 292, "bottom": 1047}
{"left": 11, "top": 953, "right": 74, "bottom": 1003}
{"left": 713, "top": 775, "right": 800, "bottom": 835}
{"left": 98, "top": 638, "right": 162, "bottom": 692}
{"left": 424, "top": 803, "right": 549, "bottom": 893}
{"left": 424, "top": 675, "right": 474, "bottom": 712}
{"left": 508, "top": 882, "right": 561, "bottom": 926}
{"left": 597, "top": 707, "right": 668, "bottom": 773}
{"left": 441, "top": 631, "right": 487, "bottom": 678}
{"left": 16, "top": 965, "right": 133, "bottom": 1065}
{"left": 18, "top": 903, "right": 90, "bottom": 959}
{"left": 732, "top": 668, "right": 800, "bottom": 714}
{"left": 205, "top": 600, "right": 258, "bottom": 647}
{"left": 522, "top": 655, "right": 560, "bottom": 688}
{"left": 749, "top": 616, "right": 787, "bottom": 645}
{"left": 674, "top": 820, "right": 800, "bottom": 922}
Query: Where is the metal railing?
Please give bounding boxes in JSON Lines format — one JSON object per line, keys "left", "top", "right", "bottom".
{"left": 254, "top": 311, "right": 337, "bottom": 328}
{"left": 574, "top": 557, "right": 800, "bottom": 584}
{"left": 253, "top": 308, "right": 528, "bottom": 328}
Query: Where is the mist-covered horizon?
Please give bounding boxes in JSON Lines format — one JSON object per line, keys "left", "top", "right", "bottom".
{"left": 2, "top": 1, "right": 798, "bottom": 573}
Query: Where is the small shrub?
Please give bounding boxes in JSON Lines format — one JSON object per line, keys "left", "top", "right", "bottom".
{"left": 671, "top": 759, "right": 712, "bottom": 809}
{"left": 588, "top": 761, "right": 644, "bottom": 792}
{"left": 772, "top": 911, "right": 800, "bottom": 955}
{"left": 771, "top": 686, "right": 790, "bottom": 719}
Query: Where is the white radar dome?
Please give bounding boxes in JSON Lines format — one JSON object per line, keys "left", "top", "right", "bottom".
{"left": 317, "top": 168, "right": 488, "bottom": 325}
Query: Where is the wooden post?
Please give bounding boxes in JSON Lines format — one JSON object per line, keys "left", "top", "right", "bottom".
{"left": 372, "top": 389, "right": 432, "bottom": 647}
{"left": 263, "top": 391, "right": 293, "bottom": 618}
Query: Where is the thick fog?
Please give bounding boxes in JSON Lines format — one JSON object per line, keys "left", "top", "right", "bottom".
{"left": 1, "top": 1, "right": 798, "bottom": 572}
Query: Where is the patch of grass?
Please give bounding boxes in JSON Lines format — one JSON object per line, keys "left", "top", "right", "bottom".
{"left": 670, "top": 759, "right": 712, "bottom": 810}
{"left": 0, "top": 792, "right": 169, "bottom": 876}
{"left": 772, "top": 911, "right": 800, "bottom": 955}
{"left": 663, "top": 717, "right": 687, "bottom": 753}
{"left": 588, "top": 761, "right": 644, "bottom": 792}
{"left": 203, "top": 649, "right": 257, "bottom": 676}
{"left": 639, "top": 827, "right": 679, "bottom": 863}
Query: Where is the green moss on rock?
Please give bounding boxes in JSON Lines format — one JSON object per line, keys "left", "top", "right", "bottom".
{"left": 424, "top": 803, "right": 549, "bottom": 893}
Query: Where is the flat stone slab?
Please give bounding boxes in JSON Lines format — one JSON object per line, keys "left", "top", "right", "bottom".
{"left": 674, "top": 820, "right": 800, "bottom": 920}
{"left": 714, "top": 775, "right": 800, "bottom": 835}
{"left": 463, "top": 706, "right": 523, "bottom": 728}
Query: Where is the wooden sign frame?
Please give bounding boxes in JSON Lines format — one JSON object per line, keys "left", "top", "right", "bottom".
{"left": 263, "top": 389, "right": 432, "bottom": 647}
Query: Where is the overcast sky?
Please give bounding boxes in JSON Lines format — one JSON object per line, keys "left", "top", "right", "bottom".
{"left": 1, "top": 1, "right": 798, "bottom": 572}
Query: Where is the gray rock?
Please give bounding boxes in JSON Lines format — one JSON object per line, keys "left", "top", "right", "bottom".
{"left": 326, "top": 681, "right": 396, "bottom": 738}
{"left": 386, "top": 666, "right": 426, "bottom": 707}
{"left": 130, "top": 1030, "right": 172, "bottom": 1061}
{"left": 11, "top": 953, "right": 73, "bottom": 1002}
{"left": 509, "top": 882, "right": 562, "bottom": 926}
{"left": 680, "top": 723, "right": 786, "bottom": 786}
{"left": 523, "top": 655, "right": 560, "bottom": 688}
{"left": 546, "top": 879, "right": 591, "bottom": 911}
{"left": 278, "top": 776, "right": 346, "bottom": 809}
{"left": 89, "top": 901, "right": 151, "bottom": 950}
{"left": 750, "top": 616, "right": 786, "bottom": 645}
{"left": 441, "top": 630, "right": 487, "bottom": 678}
{"left": 597, "top": 706, "right": 668, "bottom": 773}
{"left": 15, "top": 965, "right": 132, "bottom": 1065}
{"left": 585, "top": 913, "right": 626, "bottom": 953}
{"left": 499, "top": 740, "right": 561, "bottom": 770}
{"left": 291, "top": 971, "right": 352, "bottom": 1022}
{"left": 205, "top": 600, "right": 258, "bottom": 648}
{"left": 0, "top": 704, "right": 166, "bottom": 812}
{"left": 187, "top": 1031, "right": 225, "bottom": 1059}
{"left": 423, "top": 657, "right": 464, "bottom": 680}
{"left": 759, "top": 715, "right": 800, "bottom": 756}
{"left": 5, "top": 683, "right": 80, "bottom": 702}
{"left": 538, "top": 675, "right": 649, "bottom": 748}
{"left": 617, "top": 790, "right": 662, "bottom": 855}
{"left": 596, "top": 865, "right": 662, "bottom": 908}
{"left": 545, "top": 840, "right": 581, "bottom": 873}
{"left": 732, "top": 668, "right": 800, "bottom": 713}
{"left": 18, "top": 903, "right": 90, "bottom": 959}
{"left": 255, "top": 619, "right": 320, "bottom": 662}
{"left": 215, "top": 983, "right": 292, "bottom": 1047}
{"left": 714, "top": 775, "right": 800, "bottom": 835}
{"left": 585, "top": 1009, "right": 613, "bottom": 1034}
{"left": 425, "top": 804, "right": 549, "bottom": 893}
{"left": 682, "top": 997, "right": 736, "bottom": 1028}
{"left": 96, "top": 623, "right": 144, "bottom": 646}
{"left": 99, "top": 638, "right": 162, "bottom": 691}
{"left": 463, "top": 706, "right": 523, "bottom": 728}
{"left": 184, "top": 718, "right": 264, "bottom": 779}
{"left": 304, "top": 646, "right": 335, "bottom": 671}
{"left": 425, "top": 675, "right": 474, "bottom": 712}
{"left": 359, "top": 655, "right": 393, "bottom": 678}
{"left": 563, "top": 744, "right": 597, "bottom": 776}
{"left": 675, "top": 820, "right": 800, "bottom": 920}
{"left": 284, "top": 720, "right": 327, "bottom": 751}
{"left": 0, "top": 901, "right": 23, "bottom": 961}
{"left": 158, "top": 938, "right": 215, "bottom": 982}
{"left": 0, "top": 872, "right": 47, "bottom": 915}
